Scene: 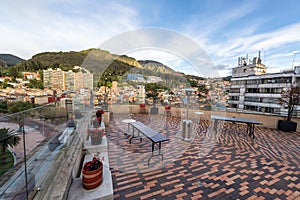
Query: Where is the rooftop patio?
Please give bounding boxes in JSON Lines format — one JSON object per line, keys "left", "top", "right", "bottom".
{"left": 107, "top": 113, "right": 300, "bottom": 199}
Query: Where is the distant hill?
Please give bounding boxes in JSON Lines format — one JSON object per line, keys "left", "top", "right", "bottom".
{"left": 16, "top": 49, "right": 135, "bottom": 70}
{"left": 0, "top": 54, "right": 24, "bottom": 67}
{"left": 14, "top": 48, "right": 189, "bottom": 88}
{"left": 138, "top": 60, "right": 180, "bottom": 75}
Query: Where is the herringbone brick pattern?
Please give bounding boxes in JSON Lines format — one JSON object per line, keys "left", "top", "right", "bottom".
{"left": 106, "top": 114, "right": 300, "bottom": 200}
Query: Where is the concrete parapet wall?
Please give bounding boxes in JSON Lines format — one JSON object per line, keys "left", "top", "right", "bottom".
{"left": 108, "top": 104, "right": 300, "bottom": 132}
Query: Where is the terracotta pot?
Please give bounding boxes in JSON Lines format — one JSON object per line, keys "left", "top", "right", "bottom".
{"left": 82, "top": 161, "right": 103, "bottom": 190}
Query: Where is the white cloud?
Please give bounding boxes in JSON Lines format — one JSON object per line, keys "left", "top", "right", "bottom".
{"left": 98, "top": 28, "right": 219, "bottom": 77}
{"left": 193, "top": 20, "right": 300, "bottom": 75}
{"left": 253, "top": 23, "right": 300, "bottom": 50}
{"left": 1, "top": 0, "right": 300, "bottom": 78}
{"left": 177, "top": 0, "right": 300, "bottom": 75}
{"left": 0, "top": 1, "right": 140, "bottom": 59}
{"left": 183, "top": 0, "right": 259, "bottom": 40}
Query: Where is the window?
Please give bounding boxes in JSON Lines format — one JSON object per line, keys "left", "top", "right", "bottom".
{"left": 245, "top": 97, "right": 260, "bottom": 102}
{"left": 265, "top": 107, "right": 274, "bottom": 113}
{"left": 229, "top": 96, "right": 239, "bottom": 101}
{"left": 246, "top": 88, "right": 259, "bottom": 93}
{"left": 262, "top": 98, "right": 279, "bottom": 104}
{"left": 230, "top": 104, "right": 237, "bottom": 108}
{"left": 229, "top": 88, "right": 240, "bottom": 93}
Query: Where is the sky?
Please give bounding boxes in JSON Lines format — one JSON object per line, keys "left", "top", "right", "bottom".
{"left": 1, "top": 0, "right": 300, "bottom": 77}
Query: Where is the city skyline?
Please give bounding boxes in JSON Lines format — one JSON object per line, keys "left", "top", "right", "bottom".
{"left": 1, "top": 0, "right": 300, "bottom": 76}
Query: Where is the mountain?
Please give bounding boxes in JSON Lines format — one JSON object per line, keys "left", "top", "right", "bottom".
{"left": 14, "top": 48, "right": 189, "bottom": 88}
{"left": 15, "top": 49, "right": 136, "bottom": 70}
{"left": 138, "top": 60, "right": 180, "bottom": 75}
{"left": 0, "top": 54, "right": 24, "bottom": 67}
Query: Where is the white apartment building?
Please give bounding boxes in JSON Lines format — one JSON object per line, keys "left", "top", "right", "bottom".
{"left": 43, "top": 67, "right": 93, "bottom": 92}
{"left": 65, "top": 70, "right": 75, "bottom": 91}
{"left": 74, "top": 72, "right": 93, "bottom": 91}
{"left": 227, "top": 52, "right": 300, "bottom": 117}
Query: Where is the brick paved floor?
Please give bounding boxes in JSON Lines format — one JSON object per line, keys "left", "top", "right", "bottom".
{"left": 106, "top": 114, "right": 300, "bottom": 200}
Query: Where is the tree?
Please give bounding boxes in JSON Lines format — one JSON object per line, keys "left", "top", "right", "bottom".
{"left": 8, "top": 101, "right": 34, "bottom": 114}
{"left": 41, "top": 106, "right": 67, "bottom": 124}
{"left": 280, "top": 86, "right": 300, "bottom": 121}
{"left": 188, "top": 79, "right": 198, "bottom": 87}
{"left": 8, "top": 101, "right": 34, "bottom": 131}
{"left": 0, "top": 100, "right": 8, "bottom": 113}
{"left": 0, "top": 128, "right": 20, "bottom": 164}
{"left": 0, "top": 78, "right": 10, "bottom": 89}
{"left": 8, "top": 66, "right": 19, "bottom": 78}
{"left": 145, "top": 83, "right": 168, "bottom": 102}
{"left": 26, "top": 78, "right": 44, "bottom": 89}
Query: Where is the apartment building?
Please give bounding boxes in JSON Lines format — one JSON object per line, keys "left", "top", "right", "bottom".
{"left": 65, "top": 70, "right": 75, "bottom": 91}
{"left": 43, "top": 67, "right": 93, "bottom": 92}
{"left": 228, "top": 52, "right": 300, "bottom": 116}
{"left": 74, "top": 71, "right": 93, "bottom": 91}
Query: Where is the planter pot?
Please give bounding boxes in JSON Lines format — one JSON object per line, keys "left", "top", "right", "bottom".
{"left": 48, "top": 134, "right": 61, "bottom": 151}
{"left": 92, "top": 119, "right": 100, "bottom": 128}
{"left": 82, "top": 161, "right": 103, "bottom": 190}
{"left": 277, "top": 120, "right": 297, "bottom": 132}
{"left": 150, "top": 107, "right": 158, "bottom": 114}
{"left": 67, "top": 120, "right": 76, "bottom": 129}
{"left": 90, "top": 135, "right": 103, "bottom": 145}
{"left": 88, "top": 129, "right": 104, "bottom": 145}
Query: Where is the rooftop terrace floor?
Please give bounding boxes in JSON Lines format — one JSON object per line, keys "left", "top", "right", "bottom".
{"left": 106, "top": 113, "right": 300, "bottom": 200}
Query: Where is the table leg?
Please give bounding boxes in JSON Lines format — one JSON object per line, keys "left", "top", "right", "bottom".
{"left": 247, "top": 124, "right": 255, "bottom": 139}
{"left": 158, "top": 142, "right": 163, "bottom": 161}
{"left": 129, "top": 126, "right": 135, "bottom": 144}
{"left": 247, "top": 124, "right": 251, "bottom": 136}
{"left": 148, "top": 142, "right": 164, "bottom": 165}
{"left": 213, "top": 120, "right": 218, "bottom": 132}
{"left": 128, "top": 123, "right": 130, "bottom": 135}
{"left": 251, "top": 124, "right": 255, "bottom": 139}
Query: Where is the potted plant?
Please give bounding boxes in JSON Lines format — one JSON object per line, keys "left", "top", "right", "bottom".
{"left": 278, "top": 86, "right": 300, "bottom": 132}
{"left": 87, "top": 128, "right": 104, "bottom": 145}
{"left": 82, "top": 156, "right": 103, "bottom": 190}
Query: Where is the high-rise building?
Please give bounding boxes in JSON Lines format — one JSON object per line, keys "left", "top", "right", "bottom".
{"left": 43, "top": 67, "right": 93, "bottom": 92}
{"left": 228, "top": 52, "right": 300, "bottom": 117}
{"left": 74, "top": 71, "right": 93, "bottom": 91}
{"left": 52, "top": 68, "right": 65, "bottom": 90}
{"left": 65, "top": 70, "right": 75, "bottom": 91}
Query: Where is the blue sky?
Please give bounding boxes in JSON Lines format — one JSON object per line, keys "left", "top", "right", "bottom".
{"left": 1, "top": 0, "right": 300, "bottom": 76}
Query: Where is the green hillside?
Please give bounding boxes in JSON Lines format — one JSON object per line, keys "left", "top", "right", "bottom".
{"left": 0, "top": 54, "right": 24, "bottom": 67}
{"left": 11, "top": 48, "right": 189, "bottom": 89}
{"left": 138, "top": 60, "right": 178, "bottom": 75}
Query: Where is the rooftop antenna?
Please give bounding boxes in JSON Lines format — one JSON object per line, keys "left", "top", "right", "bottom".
{"left": 292, "top": 52, "right": 298, "bottom": 70}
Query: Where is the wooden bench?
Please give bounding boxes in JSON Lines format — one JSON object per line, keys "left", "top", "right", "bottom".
{"left": 128, "top": 121, "right": 169, "bottom": 164}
